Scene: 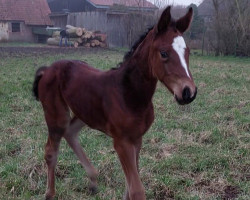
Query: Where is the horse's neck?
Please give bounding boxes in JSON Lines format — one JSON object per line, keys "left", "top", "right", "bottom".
{"left": 118, "top": 42, "right": 157, "bottom": 111}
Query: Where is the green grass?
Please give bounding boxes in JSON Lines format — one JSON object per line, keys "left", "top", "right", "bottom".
{"left": 0, "top": 49, "right": 249, "bottom": 200}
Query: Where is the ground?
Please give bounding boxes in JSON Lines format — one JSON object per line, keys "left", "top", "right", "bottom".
{"left": 0, "top": 45, "right": 249, "bottom": 200}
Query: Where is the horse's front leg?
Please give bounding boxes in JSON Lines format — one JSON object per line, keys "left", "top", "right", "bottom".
{"left": 114, "top": 137, "right": 145, "bottom": 200}
{"left": 123, "top": 137, "right": 143, "bottom": 200}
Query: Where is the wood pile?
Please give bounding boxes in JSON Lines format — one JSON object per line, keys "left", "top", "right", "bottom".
{"left": 47, "top": 25, "right": 107, "bottom": 48}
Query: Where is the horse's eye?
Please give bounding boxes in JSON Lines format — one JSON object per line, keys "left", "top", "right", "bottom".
{"left": 160, "top": 51, "right": 168, "bottom": 59}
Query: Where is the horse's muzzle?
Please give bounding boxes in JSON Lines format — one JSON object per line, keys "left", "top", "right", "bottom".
{"left": 175, "top": 87, "right": 197, "bottom": 105}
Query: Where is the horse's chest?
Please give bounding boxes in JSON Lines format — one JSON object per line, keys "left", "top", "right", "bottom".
{"left": 106, "top": 104, "right": 155, "bottom": 138}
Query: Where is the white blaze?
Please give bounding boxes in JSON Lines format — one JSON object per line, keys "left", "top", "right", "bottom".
{"left": 172, "top": 36, "right": 190, "bottom": 78}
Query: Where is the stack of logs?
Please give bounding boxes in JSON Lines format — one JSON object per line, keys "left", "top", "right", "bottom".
{"left": 47, "top": 25, "right": 107, "bottom": 48}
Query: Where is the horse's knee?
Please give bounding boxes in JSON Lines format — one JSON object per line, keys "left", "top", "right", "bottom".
{"left": 44, "top": 152, "right": 56, "bottom": 165}
{"left": 44, "top": 142, "right": 60, "bottom": 165}
{"left": 44, "top": 129, "right": 64, "bottom": 165}
{"left": 89, "top": 168, "right": 98, "bottom": 179}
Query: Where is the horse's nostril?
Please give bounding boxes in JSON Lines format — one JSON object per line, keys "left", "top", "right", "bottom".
{"left": 182, "top": 87, "right": 191, "bottom": 101}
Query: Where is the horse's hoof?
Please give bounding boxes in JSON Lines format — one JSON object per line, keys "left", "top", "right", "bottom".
{"left": 88, "top": 185, "right": 98, "bottom": 195}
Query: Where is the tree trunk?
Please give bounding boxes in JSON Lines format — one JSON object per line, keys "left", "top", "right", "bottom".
{"left": 212, "top": 0, "right": 222, "bottom": 56}
{"left": 47, "top": 38, "right": 60, "bottom": 46}
{"left": 66, "top": 25, "right": 83, "bottom": 37}
{"left": 47, "top": 38, "right": 73, "bottom": 46}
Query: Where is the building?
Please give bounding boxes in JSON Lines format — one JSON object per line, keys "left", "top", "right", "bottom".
{"left": 48, "top": 0, "right": 157, "bottom": 13}
{"left": 48, "top": 0, "right": 157, "bottom": 47}
{"left": 49, "top": 0, "right": 157, "bottom": 33}
{"left": 0, "top": 0, "right": 52, "bottom": 42}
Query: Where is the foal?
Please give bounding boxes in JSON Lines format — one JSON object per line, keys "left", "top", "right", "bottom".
{"left": 33, "top": 6, "right": 197, "bottom": 200}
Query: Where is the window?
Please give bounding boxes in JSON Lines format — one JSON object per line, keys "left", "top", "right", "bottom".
{"left": 12, "top": 23, "right": 20, "bottom": 32}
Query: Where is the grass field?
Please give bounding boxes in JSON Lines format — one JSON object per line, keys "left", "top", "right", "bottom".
{"left": 0, "top": 48, "right": 249, "bottom": 200}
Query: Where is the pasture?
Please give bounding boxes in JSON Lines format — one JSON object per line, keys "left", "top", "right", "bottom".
{"left": 0, "top": 47, "right": 249, "bottom": 199}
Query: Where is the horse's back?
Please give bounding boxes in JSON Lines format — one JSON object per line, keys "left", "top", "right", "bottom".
{"left": 38, "top": 60, "right": 99, "bottom": 99}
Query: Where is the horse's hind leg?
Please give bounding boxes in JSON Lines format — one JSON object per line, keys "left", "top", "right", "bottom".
{"left": 64, "top": 116, "right": 98, "bottom": 194}
{"left": 45, "top": 127, "right": 64, "bottom": 200}
{"left": 42, "top": 101, "right": 70, "bottom": 199}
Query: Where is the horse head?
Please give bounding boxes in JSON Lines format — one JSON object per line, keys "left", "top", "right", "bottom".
{"left": 149, "top": 6, "right": 197, "bottom": 105}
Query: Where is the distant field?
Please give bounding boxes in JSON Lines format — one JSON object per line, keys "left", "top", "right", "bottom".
{"left": 0, "top": 47, "right": 249, "bottom": 200}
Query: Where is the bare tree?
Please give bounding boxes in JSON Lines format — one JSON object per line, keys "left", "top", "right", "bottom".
{"left": 204, "top": 0, "right": 250, "bottom": 56}
{"left": 212, "top": 0, "right": 223, "bottom": 56}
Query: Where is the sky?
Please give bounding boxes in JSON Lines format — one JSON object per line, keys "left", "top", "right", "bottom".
{"left": 149, "top": 0, "right": 203, "bottom": 6}
{"left": 170, "top": 0, "right": 203, "bottom": 6}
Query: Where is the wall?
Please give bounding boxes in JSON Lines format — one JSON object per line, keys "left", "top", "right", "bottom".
{"left": 66, "top": 11, "right": 155, "bottom": 47}
{"left": 0, "top": 22, "right": 9, "bottom": 41}
{"left": 67, "top": 11, "right": 107, "bottom": 32}
{"left": 0, "top": 21, "right": 35, "bottom": 42}
{"left": 50, "top": 15, "right": 68, "bottom": 28}
{"left": 106, "top": 13, "right": 127, "bottom": 47}
{"left": 8, "top": 22, "right": 35, "bottom": 42}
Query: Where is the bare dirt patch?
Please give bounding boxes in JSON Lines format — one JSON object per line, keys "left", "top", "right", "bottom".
{"left": 0, "top": 46, "right": 105, "bottom": 57}
{"left": 222, "top": 185, "right": 241, "bottom": 200}
{"left": 156, "top": 144, "right": 178, "bottom": 160}
{"left": 153, "top": 184, "right": 175, "bottom": 200}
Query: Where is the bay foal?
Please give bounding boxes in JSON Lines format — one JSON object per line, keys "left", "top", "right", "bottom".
{"left": 33, "top": 6, "right": 197, "bottom": 200}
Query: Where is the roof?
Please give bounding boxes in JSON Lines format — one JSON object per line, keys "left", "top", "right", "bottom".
{"left": 0, "top": 0, "right": 52, "bottom": 25}
{"left": 87, "top": 0, "right": 157, "bottom": 8}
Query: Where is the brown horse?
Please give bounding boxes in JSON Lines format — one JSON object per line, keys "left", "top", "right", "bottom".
{"left": 33, "top": 6, "right": 197, "bottom": 200}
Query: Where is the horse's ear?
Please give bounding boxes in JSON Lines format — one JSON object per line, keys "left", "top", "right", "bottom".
{"left": 156, "top": 6, "right": 172, "bottom": 34}
{"left": 176, "top": 7, "right": 193, "bottom": 33}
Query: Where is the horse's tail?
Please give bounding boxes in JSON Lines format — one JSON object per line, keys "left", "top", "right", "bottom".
{"left": 32, "top": 66, "right": 48, "bottom": 101}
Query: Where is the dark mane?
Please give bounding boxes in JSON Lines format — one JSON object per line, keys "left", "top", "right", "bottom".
{"left": 123, "top": 27, "right": 153, "bottom": 62}
{"left": 110, "top": 27, "right": 153, "bottom": 70}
